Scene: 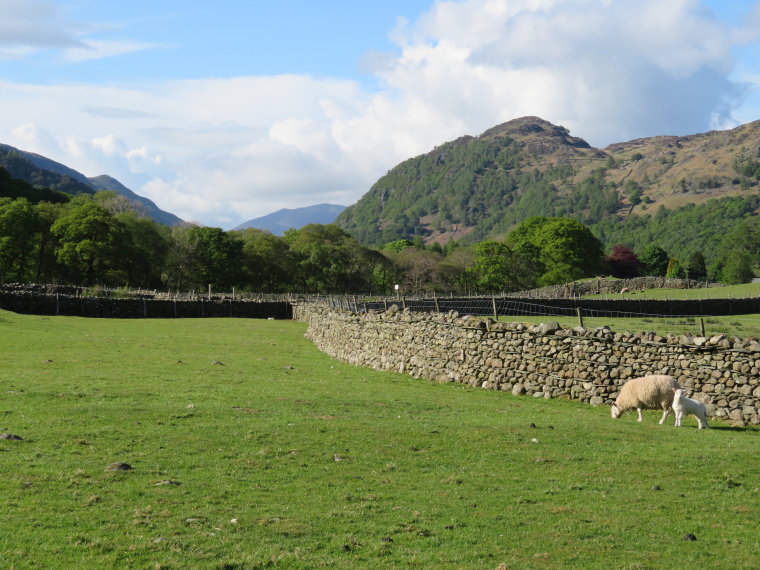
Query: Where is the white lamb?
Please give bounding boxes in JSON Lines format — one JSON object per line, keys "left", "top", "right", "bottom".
{"left": 611, "top": 375, "right": 681, "bottom": 424}
{"left": 672, "top": 389, "right": 710, "bottom": 429}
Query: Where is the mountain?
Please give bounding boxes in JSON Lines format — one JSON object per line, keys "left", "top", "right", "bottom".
{"left": 334, "top": 116, "right": 760, "bottom": 261}
{"left": 0, "top": 143, "right": 184, "bottom": 226}
{"left": 233, "top": 203, "right": 346, "bottom": 235}
{"left": 88, "top": 175, "right": 183, "bottom": 226}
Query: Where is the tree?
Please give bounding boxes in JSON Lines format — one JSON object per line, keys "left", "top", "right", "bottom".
{"left": 115, "top": 212, "right": 170, "bottom": 288}
{"left": 684, "top": 251, "right": 707, "bottom": 281}
{"left": 238, "top": 229, "right": 294, "bottom": 292}
{"left": 717, "top": 251, "right": 754, "bottom": 284}
{"left": 606, "top": 245, "right": 643, "bottom": 278}
{"left": 384, "top": 239, "right": 415, "bottom": 253}
{"left": 51, "top": 203, "right": 131, "bottom": 285}
{"left": 638, "top": 244, "right": 670, "bottom": 276}
{"left": 0, "top": 198, "right": 39, "bottom": 282}
{"left": 506, "top": 216, "right": 604, "bottom": 286}
{"left": 164, "top": 225, "right": 200, "bottom": 290}
{"left": 471, "top": 240, "right": 538, "bottom": 293}
{"left": 665, "top": 258, "right": 686, "bottom": 279}
{"left": 186, "top": 226, "right": 244, "bottom": 290}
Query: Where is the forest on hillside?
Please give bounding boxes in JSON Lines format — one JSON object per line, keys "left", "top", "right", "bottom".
{"left": 334, "top": 120, "right": 760, "bottom": 269}
{"left": 2, "top": 161, "right": 757, "bottom": 294}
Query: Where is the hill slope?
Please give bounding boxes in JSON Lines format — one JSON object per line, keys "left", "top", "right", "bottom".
{"left": 335, "top": 116, "right": 760, "bottom": 260}
{"left": 0, "top": 143, "right": 184, "bottom": 226}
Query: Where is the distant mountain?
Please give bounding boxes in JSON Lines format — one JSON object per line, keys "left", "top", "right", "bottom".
{"left": 0, "top": 143, "right": 184, "bottom": 226}
{"left": 233, "top": 203, "right": 346, "bottom": 234}
{"left": 88, "top": 175, "right": 183, "bottom": 226}
{"left": 334, "top": 116, "right": 760, "bottom": 261}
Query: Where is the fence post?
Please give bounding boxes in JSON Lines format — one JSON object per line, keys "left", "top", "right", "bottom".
{"left": 56, "top": 293, "right": 60, "bottom": 316}
{"left": 208, "top": 284, "right": 212, "bottom": 301}
{"left": 492, "top": 297, "right": 498, "bottom": 320}
{"left": 353, "top": 295, "right": 358, "bottom": 313}
{"left": 401, "top": 296, "right": 406, "bottom": 310}
{"left": 143, "top": 298, "right": 147, "bottom": 318}
{"left": 201, "top": 298, "right": 204, "bottom": 318}
{"left": 700, "top": 318, "right": 705, "bottom": 337}
{"left": 383, "top": 299, "right": 388, "bottom": 312}
{"left": 433, "top": 291, "right": 440, "bottom": 313}
{"left": 577, "top": 307, "right": 584, "bottom": 328}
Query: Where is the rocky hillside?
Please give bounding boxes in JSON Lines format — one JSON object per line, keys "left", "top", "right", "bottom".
{"left": 335, "top": 116, "right": 760, "bottom": 257}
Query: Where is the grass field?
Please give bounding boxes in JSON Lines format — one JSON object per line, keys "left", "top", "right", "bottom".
{"left": 1, "top": 310, "right": 760, "bottom": 569}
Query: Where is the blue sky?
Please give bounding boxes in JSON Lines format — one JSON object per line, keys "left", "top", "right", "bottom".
{"left": 2, "top": 0, "right": 760, "bottom": 228}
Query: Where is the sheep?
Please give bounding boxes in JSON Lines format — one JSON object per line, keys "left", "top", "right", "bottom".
{"left": 610, "top": 375, "right": 681, "bottom": 424}
{"left": 672, "top": 389, "right": 710, "bottom": 429}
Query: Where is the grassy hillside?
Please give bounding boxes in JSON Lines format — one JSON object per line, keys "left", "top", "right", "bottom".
{"left": 335, "top": 117, "right": 760, "bottom": 263}
{"left": 1, "top": 311, "right": 759, "bottom": 568}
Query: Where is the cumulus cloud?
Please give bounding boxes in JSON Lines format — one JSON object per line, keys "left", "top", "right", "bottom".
{"left": 0, "top": 0, "right": 757, "bottom": 228}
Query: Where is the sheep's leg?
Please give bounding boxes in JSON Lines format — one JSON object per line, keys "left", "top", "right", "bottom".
{"left": 659, "top": 408, "right": 671, "bottom": 425}
{"left": 674, "top": 411, "right": 682, "bottom": 427}
{"left": 636, "top": 408, "right": 643, "bottom": 421}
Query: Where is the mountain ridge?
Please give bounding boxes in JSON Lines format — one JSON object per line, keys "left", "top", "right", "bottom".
{"left": 335, "top": 116, "right": 760, "bottom": 256}
{"left": 0, "top": 143, "right": 184, "bottom": 226}
{"left": 233, "top": 203, "right": 346, "bottom": 234}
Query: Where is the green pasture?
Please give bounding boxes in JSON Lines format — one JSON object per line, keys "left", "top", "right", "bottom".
{"left": 508, "top": 313, "right": 760, "bottom": 339}
{"left": 583, "top": 282, "right": 760, "bottom": 301}
{"left": 1, "top": 310, "right": 759, "bottom": 569}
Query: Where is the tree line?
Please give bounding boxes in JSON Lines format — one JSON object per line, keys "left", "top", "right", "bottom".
{"left": 2, "top": 182, "right": 755, "bottom": 294}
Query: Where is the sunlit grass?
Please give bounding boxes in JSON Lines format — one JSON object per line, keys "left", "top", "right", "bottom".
{"left": 1, "top": 310, "right": 759, "bottom": 568}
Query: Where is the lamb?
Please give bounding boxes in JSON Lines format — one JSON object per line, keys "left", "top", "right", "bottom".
{"left": 610, "top": 375, "right": 681, "bottom": 424}
{"left": 672, "top": 389, "right": 710, "bottom": 429}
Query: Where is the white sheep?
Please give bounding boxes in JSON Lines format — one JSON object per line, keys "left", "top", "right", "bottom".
{"left": 610, "top": 375, "right": 681, "bottom": 424}
{"left": 672, "top": 389, "right": 710, "bottom": 429}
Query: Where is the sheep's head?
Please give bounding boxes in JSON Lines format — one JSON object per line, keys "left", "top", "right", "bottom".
{"left": 611, "top": 403, "right": 622, "bottom": 419}
{"left": 673, "top": 388, "right": 684, "bottom": 402}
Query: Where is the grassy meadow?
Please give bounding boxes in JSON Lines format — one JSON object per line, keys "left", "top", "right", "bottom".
{"left": 1, "top": 309, "right": 760, "bottom": 569}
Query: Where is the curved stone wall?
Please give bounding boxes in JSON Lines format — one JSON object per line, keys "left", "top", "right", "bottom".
{"left": 294, "top": 304, "right": 760, "bottom": 426}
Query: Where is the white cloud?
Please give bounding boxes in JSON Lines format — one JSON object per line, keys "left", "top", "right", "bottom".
{"left": 0, "top": 0, "right": 757, "bottom": 229}
{"left": 0, "top": 0, "right": 84, "bottom": 52}
{"left": 61, "top": 39, "right": 164, "bottom": 63}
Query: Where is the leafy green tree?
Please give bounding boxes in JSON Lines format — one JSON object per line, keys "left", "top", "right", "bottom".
{"left": 238, "top": 229, "right": 294, "bottom": 292}
{"left": 506, "top": 216, "right": 604, "bottom": 286}
{"left": 51, "top": 203, "right": 131, "bottom": 285}
{"left": 638, "top": 244, "right": 670, "bottom": 276}
{"left": 717, "top": 251, "right": 754, "bottom": 284}
{"left": 115, "top": 212, "right": 170, "bottom": 288}
{"left": 471, "top": 240, "right": 538, "bottom": 292}
{"left": 684, "top": 251, "right": 707, "bottom": 281}
{"left": 164, "top": 225, "right": 200, "bottom": 290}
{"left": 384, "top": 239, "right": 415, "bottom": 253}
{"left": 0, "top": 198, "right": 40, "bottom": 282}
{"left": 186, "top": 226, "right": 244, "bottom": 290}
{"left": 665, "top": 258, "right": 686, "bottom": 279}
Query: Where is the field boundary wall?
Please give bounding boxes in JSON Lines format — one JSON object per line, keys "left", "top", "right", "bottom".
{"left": 294, "top": 303, "right": 760, "bottom": 426}
{"left": 0, "top": 288, "right": 291, "bottom": 319}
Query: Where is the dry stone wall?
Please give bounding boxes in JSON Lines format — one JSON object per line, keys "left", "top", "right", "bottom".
{"left": 509, "top": 277, "right": 724, "bottom": 299}
{"left": 0, "top": 288, "right": 291, "bottom": 319}
{"left": 295, "top": 304, "right": 760, "bottom": 426}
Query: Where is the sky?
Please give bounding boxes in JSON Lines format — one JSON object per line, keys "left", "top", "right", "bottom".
{"left": 2, "top": 0, "right": 760, "bottom": 229}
